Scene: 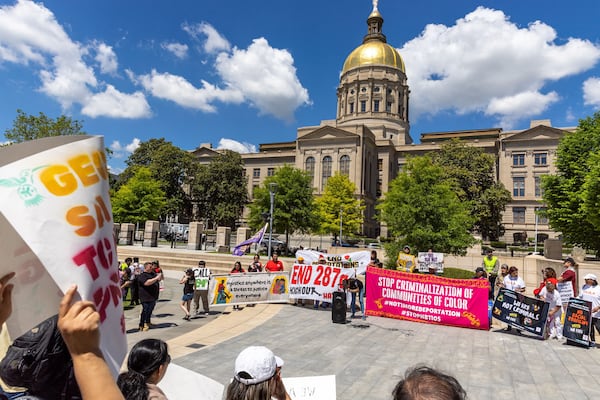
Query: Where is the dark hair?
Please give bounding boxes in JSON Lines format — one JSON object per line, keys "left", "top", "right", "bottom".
{"left": 544, "top": 267, "right": 557, "bottom": 279}
{"left": 118, "top": 339, "right": 169, "bottom": 399}
{"left": 393, "top": 365, "right": 466, "bottom": 400}
{"left": 508, "top": 266, "right": 518, "bottom": 274}
{"left": 125, "top": 257, "right": 133, "bottom": 263}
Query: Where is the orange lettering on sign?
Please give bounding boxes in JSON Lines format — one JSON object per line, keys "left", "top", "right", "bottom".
{"left": 66, "top": 196, "right": 112, "bottom": 237}
{"left": 39, "top": 151, "right": 108, "bottom": 196}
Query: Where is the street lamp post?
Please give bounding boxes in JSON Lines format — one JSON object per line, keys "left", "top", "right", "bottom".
{"left": 268, "top": 182, "right": 278, "bottom": 258}
{"left": 339, "top": 207, "right": 343, "bottom": 247}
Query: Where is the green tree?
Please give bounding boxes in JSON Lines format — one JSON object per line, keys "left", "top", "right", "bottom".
{"left": 248, "top": 165, "right": 318, "bottom": 252}
{"left": 542, "top": 112, "right": 600, "bottom": 255}
{"left": 118, "top": 138, "right": 198, "bottom": 219}
{"left": 316, "top": 172, "right": 364, "bottom": 242}
{"left": 111, "top": 167, "right": 167, "bottom": 224}
{"left": 3, "top": 109, "right": 86, "bottom": 143}
{"left": 431, "top": 139, "right": 511, "bottom": 240}
{"left": 192, "top": 150, "right": 248, "bottom": 229}
{"left": 378, "top": 156, "right": 476, "bottom": 256}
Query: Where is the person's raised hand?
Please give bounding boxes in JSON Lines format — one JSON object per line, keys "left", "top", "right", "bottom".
{"left": 58, "top": 285, "right": 101, "bottom": 356}
{"left": 0, "top": 272, "right": 15, "bottom": 327}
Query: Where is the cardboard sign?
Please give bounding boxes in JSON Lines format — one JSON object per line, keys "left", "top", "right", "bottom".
{"left": 160, "top": 363, "right": 224, "bottom": 400}
{"left": 0, "top": 136, "right": 126, "bottom": 376}
{"left": 366, "top": 267, "right": 489, "bottom": 330}
{"left": 492, "top": 288, "right": 549, "bottom": 336}
{"left": 563, "top": 297, "right": 593, "bottom": 347}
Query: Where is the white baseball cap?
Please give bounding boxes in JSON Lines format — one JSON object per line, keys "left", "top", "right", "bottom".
{"left": 584, "top": 273, "right": 598, "bottom": 282}
{"left": 234, "top": 346, "right": 284, "bottom": 385}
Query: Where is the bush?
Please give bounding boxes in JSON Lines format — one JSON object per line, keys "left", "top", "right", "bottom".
{"left": 441, "top": 267, "right": 474, "bottom": 279}
{"left": 490, "top": 241, "right": 506, "bottom": 249}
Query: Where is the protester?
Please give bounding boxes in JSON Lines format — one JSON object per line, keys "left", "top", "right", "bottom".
{"left": 533, "top": 267, "right": 557, "bottom": 298}
{"left": 179, "top": 268, "right": 195, "bottom": 321}
{"left": 578, "top": 273, "right": 600, "bottom": 345}
{"left": 396, "top": 246, "right": 416, "bottom": 273}
{"left": 392, "top": 365, "right": 466, "bottom": 400}
{"left": 539, "top": 278, "right": 563, "bottom": 340}
{"left": 293, "top": 257, "right": 305, "bottom": 306}
{"left": 368, "top": 250, "right": 381, "bottom": 268}
{"left": 193, "top": 261, "right": 211, "bottom": 316}
{"left": 265, "top": 252, "right": 284, "bottom": 272}
{"left": 58, "top": 285, "right": 126, "bottom": 400}
{"left": 348, "top": 275, "right": 365, "bottom": 320}
{"left": 138, "top": 262, "right": 163, "bottom": 331}
{"left": 120, "top": 267, "right": 132, "bottom": 301}
{"left": 503, "top": 266, "right": 525, "bottom": 333}
{"left": 231, "top": 262, "right": 245, "bottom": 310}
{"left": 117, "top": 339, "right": 171, "bottom": 400}
{"left": 248, "top": 254, "right": 263, "bottom": 272}
{"left": 121, "top": 258, "right": 133, "bottom": 272}
{"left": 557, "top": 257, "right": 578, "bottom": 297}
{"left": 482, "top": 249, "right": 499, "bottom": 299}
{"left": 494, "top": 264, "right": 509, "bottom": 299}
{"left": 225, "top": 346, "right": 291, "bottom": 400}
{"left": 473, "top": 267, "right": 487, "bottom": 280}
{"left": 153, "top": 260, "right": 165, "bottom": 295}
{"left": 129, "top": 257, "right": 142, "bottom": 306}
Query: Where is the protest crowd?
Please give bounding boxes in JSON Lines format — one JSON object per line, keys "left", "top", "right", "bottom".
{"left": 1, "top": 243, "right": 598, "bottom": 400}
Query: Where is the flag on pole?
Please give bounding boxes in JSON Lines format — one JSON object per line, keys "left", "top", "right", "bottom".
{"left": 232, "top": 223, "right": 268, "bottom": 256}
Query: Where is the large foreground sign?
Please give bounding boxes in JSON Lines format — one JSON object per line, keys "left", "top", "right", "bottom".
{"left": 365, "top": 267, "right": 489, "bottom": 330}
{"left": 563, "top": 298, "right": 593, "bottom": 346}
{"left": 492, "top": 288, "right": 549, "bottom": 336}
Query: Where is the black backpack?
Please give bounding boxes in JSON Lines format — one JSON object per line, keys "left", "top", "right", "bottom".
{"left": 0, "top": 315, "right": 81, "bottom": 399}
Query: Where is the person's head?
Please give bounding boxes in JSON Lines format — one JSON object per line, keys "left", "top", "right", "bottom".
{"left": 371, "top": 250, "right": 378, "bottom": 260}
{"left": 186, "top": 268, "right": 193, "bottom": 277}
{"left": 564, "top": 257, "right": 576, "bottom": 268}
{"left": 392, "top": 365, "right": 466, "bottom": 400}
{"left": 508, "top": 266, "right": 519, "bottom": 277}
{"left": 500, "top": 264, "right": 509, "bottom": 276}
{"left": 198, "top": 260, "right": 206, "bottom": 267}
{"left": 234, "top": 261, "right": 242, "bottom": 270}
{"left": 297, "top": 256, "right": 304, "bottom": 264}
{"left": 253, "top": 254, "right": 260, "bottom": 261}
{"left": 486, "top": 249, "right": 493, "bottom": 259}
{"left": 119, "top": 339, "right": 170, "bottom": 389}
{"left": 545, "top": 277, "right": 558, "bottom": 292}
{"left": 474, "top": 267, "right": 485, "bottom": 277}
{"left": 544, "top": 267, "right": 557, "bottom": 279}
{"left": 143, "top": 261, "right": 153, "bottom": 273}
{"left": 584, "top": 273, "right": 598, "bottom": 286}
{"left": 125, "top": 257, "right": 133, "bottom": 265}
{"left": 226, "top": 346, "right": 285, "bottom": 400}
{"left": 272, "top": 252, "right": 279, "bottom": 261}
{"left": 403, "top": 246, "right": 411, "bottom": 254}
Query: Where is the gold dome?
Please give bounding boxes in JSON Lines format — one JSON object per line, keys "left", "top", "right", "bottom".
{"left": 342, "top": 40, "right": 405, "bottom": 74}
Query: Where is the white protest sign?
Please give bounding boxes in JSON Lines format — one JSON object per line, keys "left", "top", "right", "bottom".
{"left": 283, "top": 375, "right": 336, "bottom": 400}
{"left": 295, "top": 250, "right": 371, "bottom": 275}
{"left": 208, "top": 272, "right": 290, "bottom": 305}
{"left": 159, "top": 363, "right": 224, "bottom": 400}
{"left": 557, "top": 281, "right": 574, "bottom": 301}
{"left": 0, "top": 136, "right": 126, "bottom": 376}
{"left": 417, "top": 252, "right": 444, "bottom": 273}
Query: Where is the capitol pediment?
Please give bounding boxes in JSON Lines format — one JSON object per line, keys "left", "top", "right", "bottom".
{"left": 503, "top": 125, "right": 566, "bottom": 142}
{"left": 297, "top": 125, "right": 359, "bottom": 141}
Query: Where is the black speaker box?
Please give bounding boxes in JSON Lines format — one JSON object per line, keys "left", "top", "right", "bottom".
{"left": 331, "top": 291, "right": 347, "bottom": 324}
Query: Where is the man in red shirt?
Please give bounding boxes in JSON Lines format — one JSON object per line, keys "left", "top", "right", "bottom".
{"left": 557, "top": 256, "right": 578, "bottom": 297}
{"left": 264, "top": 252, "right": 284, "bottom": 272}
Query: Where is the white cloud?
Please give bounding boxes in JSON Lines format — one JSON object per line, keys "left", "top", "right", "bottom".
{"left": 583, "top": 77, "right": 600, "bottom": 108}
{"left": 136, "top": 69, "right": 244, "bottom": 112}
{"left": 0, "top": 1, "right": 151, "bottom": 119}
{"left": 110, "top": 137, "right": 141, "bottom": 159}
{"left": 81, "top": 85, "right": 151, "bottom": 118}
{"left": 183, "top": 21, "right": 230, "bottom": 54}
{"left": 216, "top": 38, "right": 311, "bottom": 121}
{"left": 161, "top": 42, "right": 188, "bottom": 59}
{"left": 93, "top": 41, "right": 118, "bottom": 74}
{"left": 216, "top": 138, "right": 257, "bottom": 153}
{"left": 400, "top": 6, "right": 600, "bottom": 127}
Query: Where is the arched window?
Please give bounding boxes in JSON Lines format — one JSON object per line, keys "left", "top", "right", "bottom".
{"left": 305, "top": 157, "right": 315, "bottom": 185}
{"left": 339, "top": 155, "right": 350, "bottom": 176}
{"left": 322, "top": 156, "right": 332, "bottom": 190}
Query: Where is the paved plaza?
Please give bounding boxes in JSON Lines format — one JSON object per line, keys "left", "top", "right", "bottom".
{"left": 122, "top": 269, "right": 600, "bottom": 400}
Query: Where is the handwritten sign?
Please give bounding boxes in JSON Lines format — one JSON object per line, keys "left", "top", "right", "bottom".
{"left": 0, "top": 136, "right": 126, "bottom": 376}
{"left": 283, "top": 375, "right": 336, "bottom": 400}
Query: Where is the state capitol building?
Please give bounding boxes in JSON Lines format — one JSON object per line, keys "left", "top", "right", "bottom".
{"left": 193, "top": 5, "right": 573, "bottom": 243}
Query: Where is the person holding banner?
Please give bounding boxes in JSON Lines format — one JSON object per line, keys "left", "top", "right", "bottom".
{"left": 503, "top": 266, "right": 526, "bottom": 333}
{"left": 557, "top": 257, "right": 578, "bottom": 297}
{"left": 248, "top": 254, "right": 263, "bottom": 272}
{"left": 193, "top": 261, "right": 211, "bottom": 316}
{"left": 396, "top": 246, "right": 416, "bottom": 273}
{"left": 265, "top": 252, "right": 284, "bottom": 272}
{"left": 539, "top": 278, "right": 563, "bottom": 340}
{"left": 231, "top": 262, "right": 245, "bottom": 310}
{"left": 579, "top": 274, "right": 600, "bottom": 344}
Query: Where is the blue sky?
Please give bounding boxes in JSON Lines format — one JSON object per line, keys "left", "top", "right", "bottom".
{"left": 1, "top": 0, "right": 599, "bottom": 173}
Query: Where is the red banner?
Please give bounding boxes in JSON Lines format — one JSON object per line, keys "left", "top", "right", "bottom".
{"left": 366, "top": 267, "right": 489, "bottom": 330}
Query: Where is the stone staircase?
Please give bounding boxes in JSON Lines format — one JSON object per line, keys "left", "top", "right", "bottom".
{"left": 116, "top": 245, "right": 295, "bottom": 274}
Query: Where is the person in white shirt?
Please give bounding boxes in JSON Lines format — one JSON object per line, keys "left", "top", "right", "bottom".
{"left": 502, "top": 266, "right": 525, "bottom": 333}
{"left": 539, "top": 278, "right": 563, "bottom": 339}
{"left": 579, "top": 273, "right": 600, "bottom": 345}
